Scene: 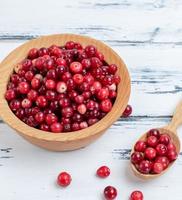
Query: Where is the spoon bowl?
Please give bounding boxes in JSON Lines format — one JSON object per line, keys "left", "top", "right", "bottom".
{"left": 131, "top": 101, "right": 182, "bottom": 180}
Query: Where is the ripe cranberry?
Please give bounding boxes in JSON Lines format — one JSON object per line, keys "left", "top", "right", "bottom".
{"left": 68, "top": 90, "right": 78, "bottom": 100}
{"left": 44, "top": 58, "right": 54, "bottom": 70}
{"left": 36, "top": 96, "right": 47, "bottom": 108}
{"left": 21, "top": 98, "right": 32, "bottom": 108}
{"left": 28, "top": 48, "right": 38, "bottom": 59}
{"left": 147, "top": 136, "right": 158, "bottom": 147}
{"left": 100, "top": 99, "right": 112, "bottom": 112}
{"left": 50, "top": 47, "right": 62, "bottom": 57}
{"left": 57, "top": 172, "right": 72, "bottom": 187}
{"left": 74, "top": 42, "right": 82, "bottom": 50}
{"left": 45, "top": 79, "right": 56, "bottom": 90}
{"left": 86, "top": 100, "right": 95, "bottom": 111}
{"left": 56, "top": 81, "right": 67, "bottom": 93}
{"left": 122, "top": 105, "right": 132, "bottom": 117}
{"left": 35, "top": 112, "right": 45, "bottom": 123}
{"left": 113, "top": 75, "right": 121, "bottom": 84}
{"left": 73, "top": 74, "right": 83, "bottom": 85}
{"left": 21, "top": 59, "right": 32, "bottom": 71}
{"left": 15, "top": 108, "right": 25, "bottom": 119}
{"left": 66, "top": 78, "right": 75, "bottom": 91}
{"left": 62, "top": 107, "right": 74, "bottom": 118}
{"left": 17, "top": 69, "right": 26, "bottom": 77}
{"left": 40, "top": 123, "right": 50, "bottom": 131}
{"left": 59, "top": 98, "right": 70, "bottom": 107}
{"left": 155, "top": 156, "right": 169, "bottom": 169}
{"left": 46, "top": 69, "right": 57, "bottom": 79}
{"left": 74, "top": 95, "right": 84, "bottom": 104}
{"left": 34, "top": 74, "right": 43, "bottom": 81}
{"left": 102, "top": 75, "right": 113, "bottom": 86}
{"left": 159, "top": 134, "right": 171, "bottom": 145}
{"left": 82, "top": 91, "right": 91, "bottom": 100}
{"left": 9, "top": 99, "right": 21, "bottom": 111}
{"left": 26, "top": 116, "right": 38, "bottom": 127}
{"left": 134, "top": 141, "right": 147, "bottom": 152}
{"left": 56, "top": 58, "right": 67, "bottom": 66}
{"left": 79, "top": 82, "right": 89, "bottom": 92}
{"left": 97, "top": 166, "right": 110, "bottom": 178}
{"left": 51, "top": 122, "right": 63, "bottom": 133}
{"left": 72, "top": 113, "right": 83, "bottom": 122}
{"left": 138, "top": 160, "right": 152, "bottom": 174}
{"left": 131, "top": 152, "right": 144, "bottom": 164}
{"left": 71, "top": 122, "right": 80, "bottom": 131}
{"left": 45, "top": 113, "right": 58, "bottom": 125}
{"left": 147, "top": 129, "right": 160, "bottom": 139}
{"left": 80, "top": 121, "right": 88, "bottom": 129}
{"left": 145, "top": 147, "right": 156, "bottom": 160}
{"left": 31, "top": 107, "right": 40, "bottom": 115}
{"left": 63, "top": 123, "right": 72, "bottom": 132}
{"left": 83, "top": 74, "right": 94, "bottom": 85}
{"left": 77, "top": 104, "right": 87, "bottom": 114}
{"left": 45, "top": 90, "right": 56, "bottom": 101}
{"left": 25, "top": 71, "right": 34, "bottom": 81}
{"left": 153, "top": 162, "right": 163, "bottom": 174}
{"left": 90, "top": 57, "right": 102, "bottom": 68}
{"left": 18, "top": 82, "right": 30, "bottom": 94}
{"left": 167, "top": 150, "right": 178, "bottom": 161}
{"left": 38, "top": 85, "right": 46, "bottom": 95}
{"left": 167, "top": 143, "right": 176, "bottom": 151}
{"left": 5, "top": 89, "right": 16, "bottom": 101}
{"left": 97, "top": 87, "right": 109, "bottom": 100}
{"left": 61, "top": 72, "right": 72, "bottom": 82}
{"left": 27, "top": 89, "right": 38, "bottom": 101}
{"left": 109, "top": 90, "right": 117, "bottom": 99}
{"left": 38, "top": 47, "right": 49, "bottom": 57}
{"left": 104, "top": 186, "right": 117, "bottom": 200}
{"left": 34, "top": 57, "right": 45, "bottom": 70}
{"left": 85, "top": 45, "right": 96, "bottom": 57}
{"left": 96, "top": 51, "right": 104, "bottom": 61}
{"left": 108, "top": 64, "right": 117, "bottom": 74}
{"left": 92, "top": 81, "right": 102, "bottom": 92}
{"left": 87, "top": 118, "right": 99, "bottom": 125}
{"left": 56, "top": 65, "right": 67, "bottom": 77}
{"left": 81, "top": 58, "right": 91, "bottom": 69}
{"left": 31, "top": 78, "right": 41, "bottom": 89}
{"left": 130, "top": 191, "right": 143, "bottom": 200}
{"left": 10, "top": 74, "right": 20, "bottom": 84}
{"left": 70, "top": 62, "right": 83, "bottom": 73}
{"left": 156, "top": 144, "right": 167, "bottom": 156}
{"left": 65, "top": 41, "right": 75, "bottom": 49}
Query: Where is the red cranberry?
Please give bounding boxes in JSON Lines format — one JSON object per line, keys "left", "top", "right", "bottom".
{"left": 138, "top": 160, "right": 152, "bottom": 174}
{"left": 40, "top": 123, "right": 50, "bottom": 131}
{"left": 71, "top": 122, "right": 80, "bottom": 131}
{"left": 113, "top": 75, "right": 121, "bottom": 84}
{"left": 56, "top": 81, "right": 67, "bottom": 93}
{"left": 15, "top": 108, "right": 25, "bottom": 119}
{"left": 56, "top": 58, "right": 67, "bottom": 66}
{"left": 66, "top": 78, "right": 75, "bottom": 91}
{"left": 9, "top": 99, "right": 21, "bottom": 111}
{"left": 153, "top": 162, "right": 163, "bottom": 174}
{"left": 74, "top": 95, "right": 84, "bottom": 104}
{"left": 56, "top": 65, "right": 67, "bottom": 77}
{"left": 102, "top": 75, "right": 113, "bottom": 86}
{"left": 108, "top": 64, "right": 117, "bottom": 74}
{"left": 145, "top": 147, "right": 156, "bottom": 160}
{"left": 26, "top": 116, "right": 38, "bottom": 127}
{"left": 86, "top": 100, "right": 96, "bottom": 111}
{"left": 82, "top": 91, "right": 91, "bottom": 100}
{"left": 81, "top": 58, "right": 91, "bottom": 69}
{"left": 92, "top": 81, "right": 102, "bottom": 92}
{"left": 79, "top": 82, "right": 89, "bottom": 92}
{"left": 57, "top": 172, "right": 72, "bottom": 187}
{"left": 77, "top": 104, "right": 87, "bottom": 114}
{"left": 156, "top": 144, "right": 167, "bottom": 156}
{"left": 147, "top": 129, "right": 160, "bottom": 139}
{"left": 109, "top": 90, "right": 117, "bottom": 99}
{"left": 97, "top": 87, "right": 109, "bottom": 100}
{"left": 61, "top": 72, "right": 72, "bottom": 82}
{"left": 74, "top": 42, "right": 82, "bottom": 50}
{"left": 130, "top": 191, "right": 143, "bottom": 200}
{"left": 147, "top": 136, "right": 158, "bottom": 147}
{"left": 44, "top": 58, "right": 54, "bottom": 70}
{"left": 100, "top": 99, "right": 112, "bottom": 112}
{"left": 27, "top": 89, "right": 38, "bottom": 101}
{"left": 83, "top": 74, "right": 94, "bottom": 85}
{"left": 5, "top": 89, "right": 16, "bottom": 101}
{"left": 159, "top": 134, "right": 171, "bottom": 145}
{"left": 34, "top": 74, "right": 43, "bottom": 81}
{"left": 167, "top": 150, "right": 178, "bottom": 161}
{"left": 45, "top": 90, "right": 56, "bottom": 101}
{"left": 59, "top": 98, "right": 70, "bottom": 107}
{"left": 45, "top": 113, "right": 58, "bottom": 125}
{"left": 63, "top": 123, "right": 72, "bottom": 132}
{"left": 34, "top": 57, "right": 45, "bottom": 70}
{"left": 31, "top": 106, "right": 40, "bottom": 115}
{"left": 155, "top": 156, "right": 169, "bottom": 169}
{"left": 35, "top": 112, "right": 45, "bottom": 123}
{"left": 28, "top": 48, "right": 38, "bottom": 59}
{"left": 65, "top": 41, "right": 75, "bottom": 49}
{"left": 87, "top": 118, "right": 98, "bottom": 125}
{"left": 167, "top": 143, "right": 176, "bottom": 151}
{"left": 104, "top": 186, "right": 117, "bottom": 200}
{"left": 73, "top": 74, "right": 83, "bottom": 85}
{"left": 51, "top": 122, "right": 63, "bottom": 133}
{"left": 97, "top": 166, "right": 110, "bottom": 178}
{"left": 96, "top": 51, "right": 104, "bottom": 61}
{"left": 62, "top": 107, "right": 74, "bottom": 118}
{"left": 51, "top": 47, "right": 62, "bottom": 57}
{"left": 18, "top": 82, "right": 30, "bottom": 94}
{"left": 72, "top": 113, "right": 83, "bottom": 122}
{"left": 90, "top": 57, "right": 102, "bottom": 68}
{"left": 31, "top": 78, "right": 41, "bottom": 89}
{"left": 131, "top": 152, "right": 144, "bottom": 164}
{"left": 10, "top": 74, "right": 20, "bottom": 84}
{"left": 85, "top": 45, "right": 96, "bottom": 57}
{"left": 80, "top": 121, "right": 88, "bottom": 129}
{"left": 36, "top": 96, "right": 47, "bottom": 108}
{"left": 21, "top": 98, "right": 32, "bottom": 108}
{"left": 45, "top": 79, "right": 56, "bottom": 90}
{"left": 134, "top": 141, "right": 147, "bottom": 152}
{"left": 70, "top": 62, "right": 83, "bottom": 73}
{"left": 25, "top": 71, "right": 34, "bottom": 81}
{"left": 21, "top": 59, "right": 32, "bottom": 71}
{"left": 38, "top": 47, "right": 49, "bottom": 57}
{"left": 122, "top": 105, "right": 132, "bottom": 117}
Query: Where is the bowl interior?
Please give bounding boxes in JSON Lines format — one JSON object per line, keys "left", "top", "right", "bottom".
{"left": 0, "top": 34, "right": 130, "bottom": 142}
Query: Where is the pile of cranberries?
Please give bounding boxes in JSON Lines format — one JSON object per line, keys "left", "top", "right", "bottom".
{"left": 131, "top": 129, "right": 178, "bottom": 174}
{"left": 5, "top": 41, "right": 121, "bottom": 133}
{"left": 57, "top": 166, "right": 143, "bottom": 200}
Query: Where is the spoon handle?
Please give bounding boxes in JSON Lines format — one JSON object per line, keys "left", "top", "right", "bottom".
{"left": 168, "top": 101, "right": 182, "bottom": 133}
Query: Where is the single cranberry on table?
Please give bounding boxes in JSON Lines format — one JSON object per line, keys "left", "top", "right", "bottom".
{"left": 104, "top": 186, "right": 117, "bottom": 200}
{"left": 130, "top": 190, "right": 143, "bottom": 200}
{"left": 57, "top": 172, "right": 72, "bottom": 187}
{"left": 96, "top": 166, "right": 110, "bottom": 178}
{"left": 122, "top": 104, "right": 132, "bottom": 117}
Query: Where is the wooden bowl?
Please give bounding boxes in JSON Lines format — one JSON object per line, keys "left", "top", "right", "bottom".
{"left": 0, "top": 34, "right": 130, "bottom": 151}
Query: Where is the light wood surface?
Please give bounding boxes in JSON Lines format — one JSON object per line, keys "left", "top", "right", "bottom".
{"left": 1, "top": 0, "right": 182, "bottom": 199}
{"left": 0, "top": 34, "right": 131, "bottom": 151}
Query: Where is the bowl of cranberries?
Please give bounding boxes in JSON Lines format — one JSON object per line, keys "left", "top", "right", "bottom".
{"left": 0, "top": 34, "right": 130, "bottom": 151}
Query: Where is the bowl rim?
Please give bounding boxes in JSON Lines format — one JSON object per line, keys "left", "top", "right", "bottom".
{"left": 0, "top": 33, "right": 131, "bottom": 142}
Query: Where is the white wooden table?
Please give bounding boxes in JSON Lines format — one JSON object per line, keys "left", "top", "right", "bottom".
{"left": 1, "top": 0, "right": 182, "bottom": 199}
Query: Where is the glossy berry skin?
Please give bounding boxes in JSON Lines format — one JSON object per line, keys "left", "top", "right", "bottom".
{"left": 156, "top": 144, "right": 167, "bottom": 156}
{"left": 97, "top": 87, "right": 109, "bottom": 100}
{"left": 153, "top": 162, "right": 163, "bottom": 174}
{"left": 131, "top": 152, "right": 144, "bottom": 164}
{"left": 21, "top": 98, "right": 32, "bottom": 108}
{"left": 45, "top": 113, "right": 58, "bottom": 125}
{"left": 85, "top": 45, "right": 96, "bottom": 57}
{"left": 147, "top": 136, "right": 158, "bottom": 147}
{"left": 130, "top": 191, "right": 143, "bottom": 200}
{"left": 167, "top": 143, "right": 176, "bottom": 151}
{"left": 31, "top": 78, "right": 41, "bottom": 89}
{"left": 155, "top": 156, "right": 169, "bottom": 169}
{"left": 145, "top": 147, "right": 156, "bottom": 160}
{"left": 36, "top": 96, "right": 47, "bottom": 108}
{"left": 70, "top": 62, "right": 83, "bottom": 73}
{"left": 5, "top": 89, "right": 16, "bottom": 101}
{"left": 147, "top": 129, "right": 160, "bottom": 139}
{"left": 51, "top": 122, "right": 63, "bottom": 133}
{"left": 45, "top": 79, "right": 56, "bottom": 90}
{"left": 138, "top": 160, "right": 152, "bottom": 174}
{"left": 56, "top": 81, "right": 67, "bottom": 93}
{"left": 18, "top": 82, "right": 30, "bottom": 94}
{"left": 77, "top": 104, "right": 87, "bottom": 115}
{"left": 73, "top": 74, "right": 83, "bottom": 85}
{"left": 9, "top": 99, "right": 21, "bottom": 111}
{"left": 104, "top": 186, "right": 117, "bottom": 200}
{"left": 27, "top": 90, "right": 38, "bottom": 101}
{"left": 159, "top": 134, "right": 171, "bottom": 145}
{"left": 62, "top": 107, "right": 74, "bottom": 118}
{"left": 96, "top": 166, "right": 110, "bottom": 178}
{"left": 122, "top": 104, "right": 132, "bottom": 117}
{"left": 57, "top": 172, "right": 72, "bottom": 187}
{"left": 134, "top": 141, "right": 147, "bottom": 152}
{"left": 100, "top": 99, "right": 112, "bottom": 112}
{"left": 35, "top": 112, "right": 45, "bottom": 123}
{"left": 167, "top": 150, "right": 178, "bottom": 161}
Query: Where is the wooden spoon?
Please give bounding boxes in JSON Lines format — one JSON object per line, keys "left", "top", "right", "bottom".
{"left": 131, "top": 101, "right": 182, "bottom": 180}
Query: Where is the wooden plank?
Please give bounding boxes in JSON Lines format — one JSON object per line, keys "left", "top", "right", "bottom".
{"left": 0, "top": 118, "right": 182, "bottom": 199}
{"left": 0, "top": 0, "right": 182, "bottom": 43}
{"left": 0, "top": 41, "right": 182, "bottom": 117}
